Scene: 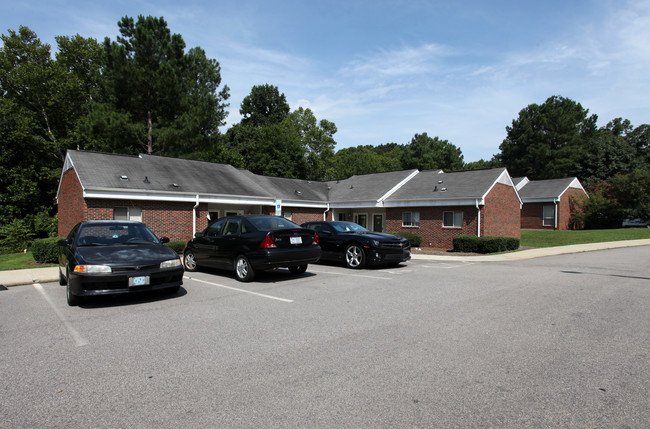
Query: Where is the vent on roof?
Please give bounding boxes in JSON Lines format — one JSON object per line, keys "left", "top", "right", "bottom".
{"left": 144, "top": 176, "right": 150, "bottom": 183}
{"left": 350, "top": 185, "right": 354, "bottom": 189}
{"left": 438, "top": 180, "right": 443, "bottom": 184}
{"left": 433, "top": 186, "right": 438, "bottom": 192}
{"left": 295, "top": 190, "right": 302, "bottom": 196}
{"left": 120, "top": 175, "right": 129, "bottom": 181}
{"left": 171, "top": 183, "right": 181, "bottom": 188}
{"left": 441, "top": 187, "right": 447, "bottom": 192}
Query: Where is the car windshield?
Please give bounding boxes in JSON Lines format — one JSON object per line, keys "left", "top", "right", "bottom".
{"left": 250, "top": 217, "right": 300, "bottom": 231}
{"left": 76, "top": 223, "right": 159, "bottom": 246}
{"left": 332, "top": 222, "right": 368, "bottom": 233}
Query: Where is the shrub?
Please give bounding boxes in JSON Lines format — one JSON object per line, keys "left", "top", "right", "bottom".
{"left": 386, "top": 231, "right": 422, "bottom": 247}
{"left": 453, "top": 235, "right": 520, "bottom": 254}
{"left": 165, "top": 241, "right": 186, "bottom": 254}
{"left": 0, "top": 218, "right": 34, "bottom": 252}
{"left": 31, "top": 237, "right": 60, "bottom": 263}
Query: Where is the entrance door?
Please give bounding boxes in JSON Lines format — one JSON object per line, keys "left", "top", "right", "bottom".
{"left": 373, "top": 214, "right": 384, "bottom": 232}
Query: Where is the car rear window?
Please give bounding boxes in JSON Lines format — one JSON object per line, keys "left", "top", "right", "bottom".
{"left": 250, "top": 217, "right": 300, "bottom": 231}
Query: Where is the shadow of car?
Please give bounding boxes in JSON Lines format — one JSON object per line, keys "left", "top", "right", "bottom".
{"left": 301, "top": 221, "right": 410, "bottom": 269}
{"left": 58, "top": 221, "right": 184, "bottom": 306}
{"left": 182, "top": 215, "right": 321, "bottom": 282}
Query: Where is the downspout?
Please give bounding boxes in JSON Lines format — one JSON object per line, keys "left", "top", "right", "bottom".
{"left": 193, "top": 194, "right": 200, "bottom": 237}
{"left": 554, "top": 199, "right": 559, "bottom": 230}
{"left": 324, "top": 204, "right": 330, "bottom": 221}
{"left": 476, "top": 200, "right": 481, "bottom": 237}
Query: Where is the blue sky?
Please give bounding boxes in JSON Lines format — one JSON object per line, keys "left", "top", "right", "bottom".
{"left": 2, "top": 0, "right": 649, "bottom": 162}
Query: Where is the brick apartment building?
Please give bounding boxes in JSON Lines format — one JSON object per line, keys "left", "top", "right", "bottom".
{"left": 515, "top": 177, "right": 588, "bottom": 230}
{"left": 57, "top": 150, "right": 526, "bottom": 248}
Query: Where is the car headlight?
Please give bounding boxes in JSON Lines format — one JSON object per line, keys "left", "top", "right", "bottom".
{"left": 74, "top": 265, "right": 112, "bottom": 273}
{"left": 160, "top": 258, "right": 182, "bottom": 269}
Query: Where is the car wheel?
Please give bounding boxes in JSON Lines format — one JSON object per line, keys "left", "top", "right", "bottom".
{"left": 183, "top": 251, "right": 197, "bottom": 272}
{"left": 59, "top": 267, "right": 67, "bottom": 286}
{"left": 345, "top": 244, "right": 366, "bottom": 269}
{"left": 288, "top": 264, "right": 307, "bottom": 275}
{"left": 234, "top": 254, "right": 255, "bottom": 282}
{"left": 66, "top": 284, "right": 81, "bottom": 306}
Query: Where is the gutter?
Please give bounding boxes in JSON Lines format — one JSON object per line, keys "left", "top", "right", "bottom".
{"left": 476, "top": 200, "right": 481, "bottom": 237}
{"left": 193, "top": 194, "right": 200, "bottom": 237}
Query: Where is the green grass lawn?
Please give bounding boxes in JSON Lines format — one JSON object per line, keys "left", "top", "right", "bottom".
{"left": 0, "top": 252, "right": 57, "bottom": 271}
{"left": 520, "top": 228, "right": 650, "bottom": 248}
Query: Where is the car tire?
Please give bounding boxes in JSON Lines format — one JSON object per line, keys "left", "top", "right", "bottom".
{"left": 66, "top": 284, "right": 81, "bottom": 306}
{"left": 288, "top": 264, "right": 308, "bottom": 275}
{"left": 59, "top": 268, "right": 67, "bottom": 286}
{"left": 345, "top": 244, "right": 366, "bottom": 269}
{"left": 234, "top": 254, "right": 255, "bottom": 282}
{"left": 183, "top": 251, "right": 197, "bottom": 272}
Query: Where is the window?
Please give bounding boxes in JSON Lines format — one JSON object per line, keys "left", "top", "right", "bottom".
{"left": 443, "top": 211, "right": 463, "bottom": 228}
{"left": 354, "top": 213, "right": 367, "bottom": 228}
{"left": 543, "top": 205, "right": 555, "bottom": 227}
{"left": 402, "top": 212, "right": 420, "bottom": 227}
{"left": 113, "top": 207, "right": 142, "bottom": 222}
{"left": 206, "top": 218, "right": 226, "bottom": 237}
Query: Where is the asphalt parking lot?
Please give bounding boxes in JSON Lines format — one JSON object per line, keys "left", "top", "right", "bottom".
{"left": 2, "top": 246, "right": 649, "bottom": 428}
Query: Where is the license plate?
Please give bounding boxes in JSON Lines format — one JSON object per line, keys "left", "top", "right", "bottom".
{"left": 290, "top": 236, "right": 302, "bottom": 245}
{"left": 129, "top": 276, "right": 150, "bottom": 287}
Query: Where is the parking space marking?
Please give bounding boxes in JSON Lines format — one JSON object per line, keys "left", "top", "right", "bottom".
{"left": 33, "top": 284, "right": 89, "bottom": 347}
{"left": 185, "top": 276, "right": 294, "bottom": 303}
{"left": 308, "top": 269, "right": 392, "bottom": 280}
{"left": 420, "top": 262, "right": 475, "bottom": 269}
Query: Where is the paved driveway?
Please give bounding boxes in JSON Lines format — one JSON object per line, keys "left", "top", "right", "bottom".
{"left": 1, "top": 246, "right": 649, "bottom": 428}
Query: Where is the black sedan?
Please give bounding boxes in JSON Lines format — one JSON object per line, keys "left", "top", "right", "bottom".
{"left": 58, "top": 221, "right": 184, "bottom": 306}
{"left": 182, "top": 215, "right": 321, "bottom": 282}
{"left": 301, "top": 221, "right": 410, "bottom": 269}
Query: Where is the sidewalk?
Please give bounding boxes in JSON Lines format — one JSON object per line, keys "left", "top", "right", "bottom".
{"left": 2, "top": 239, "right": 649, "bottom": 287}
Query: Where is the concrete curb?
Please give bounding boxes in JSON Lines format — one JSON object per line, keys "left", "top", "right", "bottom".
{"left": 1, "top": 240, "right": 649, "bottom": 287}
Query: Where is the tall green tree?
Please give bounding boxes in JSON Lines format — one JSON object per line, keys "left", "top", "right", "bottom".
{"left": 498, "top": 95, "right": 598, "bottom": 179}
{"left": 0, "top": 27, "right": 97, "bottom": 226}
{"left": 240, "top": 84, "right": 290, "bottom": 128}
{"left": 400, "top": 132, "right": 464, "bottom": 171}
{"left": 288, "top": 107, "right": 337, "bottom": 180}
{"left": 85, "top": 15, "right": 229, "bottom": 156}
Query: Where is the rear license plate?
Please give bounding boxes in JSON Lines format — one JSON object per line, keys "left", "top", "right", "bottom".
{"left": 290, "top": 236, "right": 303, "bottom": 245}
{"left": 129, "top": 276, "right": 150, "bottom": 287}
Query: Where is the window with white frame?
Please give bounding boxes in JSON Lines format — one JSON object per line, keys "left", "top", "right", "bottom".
{"left": 402, "top": 211, "right": 420, "bottom": 227}
{"left": 542, "top": 205, "right": 555, "bottom": 226}
{"left": 113, "top": 207, "right": 142, "bottom": 222}
{"left": 443, "top": 211, "right": 463, "bottom": 228}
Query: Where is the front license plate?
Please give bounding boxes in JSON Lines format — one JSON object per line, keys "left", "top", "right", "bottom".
{"left": 290, "top": 236, "right": 303, "bottom": 245}
{"left": 129, "top": 276, "right": 150, "bottom": 287}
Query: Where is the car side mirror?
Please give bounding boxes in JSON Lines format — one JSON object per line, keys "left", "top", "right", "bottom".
{"left": 320, "top": 230, "right": 332, "bottom": 236}
{"left": 194, "top": 232, "right": 204, "bottom": 238}
{"left": 159, "top": 237, "right": 170, "bottom": 243}
{"left": 58, "top": 239, "right": 70, "bottom": 247}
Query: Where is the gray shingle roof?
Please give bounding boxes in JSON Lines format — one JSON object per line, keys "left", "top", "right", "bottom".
{"left": 60, "top": 151, "right": 521, "bottom": 207}
{"left": 387, "top": 168, "right": 511, "bottom": 203}
{"left": 517, "top": 177, "right": 584, "bottom": 200}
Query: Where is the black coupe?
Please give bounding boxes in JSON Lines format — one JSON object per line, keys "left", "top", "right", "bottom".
{"left": 301, "top": 221, "right": 410, "bottom": 269}
{"left": 182, "top": 215, "right": 321, "bottom": 281}
{"left": 58, "top": 221, "right": 184, "bottom": 306}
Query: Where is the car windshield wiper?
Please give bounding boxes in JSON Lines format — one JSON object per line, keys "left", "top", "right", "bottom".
{"left": 122, "top": 241, "right": 155, "bottom": 245}
{"left": 78, "top": 243, "right": 108, "bottom": 246}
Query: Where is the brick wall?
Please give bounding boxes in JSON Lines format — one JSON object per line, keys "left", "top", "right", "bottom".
{"left": 521, "top": 189, "right": 587, "bottom": 230}
{"left": 386, "top": 206, "right": 479, "bottom": 248}
{"left": 57, "top": 169, "right": 87, "bottom": 237}
{"left": 482, "top": 183, "right": 521, "bottom": 238}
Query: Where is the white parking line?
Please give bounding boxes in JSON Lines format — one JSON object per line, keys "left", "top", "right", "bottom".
{"left": 308, "top": 269, "right": 392, "bottom": 280}
{"left": 33, "top": 284, "right": 89, "bottom": 347}
{"left": 421, "top": 263, "right": 475, "bottom": 269}
{"left": 185, "top": 276, "right": 294, "bottom": 303}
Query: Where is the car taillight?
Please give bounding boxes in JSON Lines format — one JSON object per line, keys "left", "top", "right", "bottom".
{"left": 313, "top": 232, "right": 319, "bottom": 245}
{"left": 259, "top": 233, "right": 277, "bottom": 249}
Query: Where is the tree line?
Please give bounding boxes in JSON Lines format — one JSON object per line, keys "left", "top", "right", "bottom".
{"left": 1, "top": 16, "right": 649, "bottom": 250}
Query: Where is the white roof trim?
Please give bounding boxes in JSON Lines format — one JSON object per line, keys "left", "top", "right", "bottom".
{"left": 481, "top": 169, "right": 523, "bottom": 206}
